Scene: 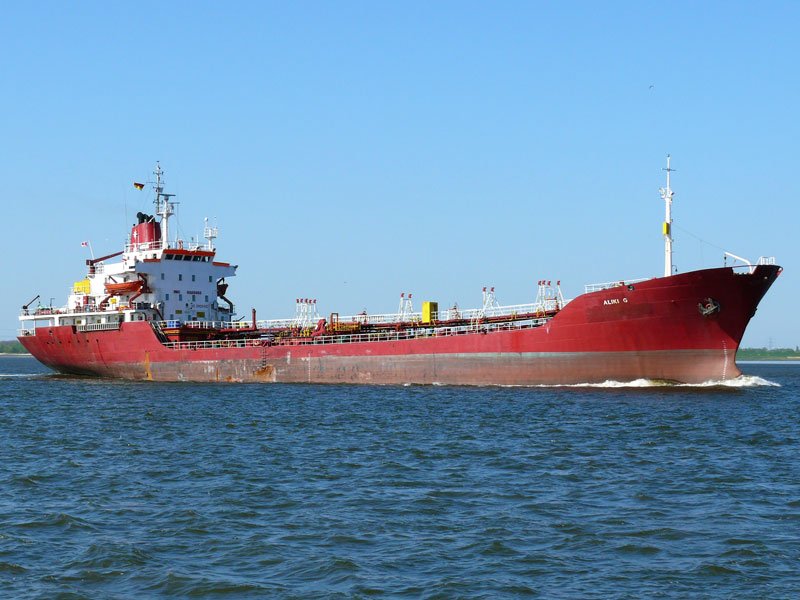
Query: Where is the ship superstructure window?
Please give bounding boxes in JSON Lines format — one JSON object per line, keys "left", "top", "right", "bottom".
{"left": 166, "top": 293, "right": 170, "bottom": 300}
{"left": 178, "top": 274, "right": 183, "bottom": 281}
{"left": 208, "top": 276, "right": 212, "bottom": 282}
{"left": 192, "top": 275, "right": 195, "bottom": 282}
{"left": 192, "top": 295, "right": 196, "bottom": 301}
{"left": 161, "top": 273, "right": 165, "bottom": 280}
{"left": 179, "top": 294, "right": 183, "bottom": 301}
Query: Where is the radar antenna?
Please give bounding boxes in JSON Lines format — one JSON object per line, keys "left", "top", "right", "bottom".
{"left": 153, "top": 162, "right": 176, "bottom": 246}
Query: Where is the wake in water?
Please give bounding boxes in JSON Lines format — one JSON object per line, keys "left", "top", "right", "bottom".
{"left": 528, "top": 375, "right": 780, "bottom": 389}
{"left": 409, "top": 375, "right": 781, "bottom": 389}
{"left": 676, "top": 375, "right": 780, "bottom": 388}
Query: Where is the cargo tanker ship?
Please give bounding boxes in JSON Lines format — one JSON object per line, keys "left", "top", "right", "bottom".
{"left": 18, "top": 160, "right": 781, "bottom": 384}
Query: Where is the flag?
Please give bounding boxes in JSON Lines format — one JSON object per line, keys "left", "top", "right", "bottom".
{"left": 133, "top": 182, "right": 145, "bottom": 190}
{"left": 81, "top": 241, "right": 88, "bottom": 247}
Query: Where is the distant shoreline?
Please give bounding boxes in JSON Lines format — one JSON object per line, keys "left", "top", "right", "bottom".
{"left": 735, "top": 350, "right": 800, "bottom": 361}
{"left": 740, "top": 357, "right": 800, "bottom": 361}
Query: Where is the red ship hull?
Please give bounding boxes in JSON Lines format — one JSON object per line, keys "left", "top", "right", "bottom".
{"left": 19, "top": 265, "right": 781, "bottom": 385}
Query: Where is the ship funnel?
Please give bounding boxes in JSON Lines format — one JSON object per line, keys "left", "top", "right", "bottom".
{"left": 129, "top": 220, "right": 162, "bottom": 247}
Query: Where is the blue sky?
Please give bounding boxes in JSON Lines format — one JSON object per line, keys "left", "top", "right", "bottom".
{"left": 1, "top": 2, "right": 797, "bottom": 347}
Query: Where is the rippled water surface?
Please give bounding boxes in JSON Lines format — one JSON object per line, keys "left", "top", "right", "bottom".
{"left": 1, "top": 356, "right": 799, "bottom": 598}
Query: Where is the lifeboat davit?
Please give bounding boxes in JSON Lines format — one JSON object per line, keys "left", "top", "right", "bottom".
{"left": 104, "top": 280, "right": 144, "bottom": 295}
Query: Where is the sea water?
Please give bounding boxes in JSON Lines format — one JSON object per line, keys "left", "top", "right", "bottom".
{"left": 0, "top": 356, "right": 798, "bottom": 598}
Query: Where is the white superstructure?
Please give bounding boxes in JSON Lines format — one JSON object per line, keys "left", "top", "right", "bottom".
{"left": 19, "top": 164, "right": 236, "bottom": 333}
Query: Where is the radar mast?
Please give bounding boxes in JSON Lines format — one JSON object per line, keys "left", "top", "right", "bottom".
{"left": 153, "top": 162, "right": 176, "bottom": 246}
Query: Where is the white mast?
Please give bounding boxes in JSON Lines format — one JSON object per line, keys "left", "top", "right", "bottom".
{"left": 153, "top": 162, "right": 176, "bottom": 247}
{"left": 204, "top": 217, "right": 218, "bottom": 250}
{"left": 659, "top": 155, "right": 675, "bottom": 277}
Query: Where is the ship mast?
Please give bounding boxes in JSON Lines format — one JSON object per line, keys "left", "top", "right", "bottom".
{"left": 153, "top": 162, "right": 176, "bottom": 247}
{"left": 659, "top": 155, "right": 675, "bottom": 277}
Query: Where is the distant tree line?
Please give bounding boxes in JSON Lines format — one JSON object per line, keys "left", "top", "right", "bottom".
{"left": 0, "top": 340, "right": 27, "bottom": 354}
{"left": 737, "top": 347, "right": 800, "bottom": 360}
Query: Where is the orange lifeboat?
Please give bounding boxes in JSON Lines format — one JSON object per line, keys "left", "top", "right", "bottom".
{"left": 104, "top": 280, "right": 144, "bottom": 295}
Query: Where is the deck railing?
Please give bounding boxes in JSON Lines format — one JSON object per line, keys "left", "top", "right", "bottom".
{"left": 123, "top": 240, "right": 213, "bottom": 254}
{"left": 584, "top": 277, "right": 650, "bottom": 294}
{"left": 76, "top": 322, "right": 121, "bottom": 333}
{"left": 174, "top": 300, "right": 566, "bottom": 332}
{"left": 161, "top": 317, "right": 551, "bottom": 351}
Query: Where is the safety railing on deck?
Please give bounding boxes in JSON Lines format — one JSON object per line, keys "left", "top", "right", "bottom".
{"left": 124, "top": 241, "right": 164, "bottom": 253}
{"left": 22, "top": 304, "right": 150, "bottom": 319}
{"left": 154, "top": 320, "right": 184, "bottom": 329}
{"left": 20, "top": 307, "right": 64, "bottom": 317}
{"left": 322, "top": 303, "right": 559, "bottom": 326}
{"left": 161, "top": 317, "right": 551, "bottom": 351}
{"left": 124, "top": 240, "right": 212, "bottom": 254}
{"left": 175, "top": 300, "right": 564, "bottom": 332}
{"left": 584, "top": 277, "right": 650, "bottom": 294}
{"left": 76, "top": 322, "right": 121, "bottom": 333}
{"left": 726, "top": 252, "right": 779, "bottom": 274}
{"left": 173, "top": 320, "right": 254, "bottom": 330}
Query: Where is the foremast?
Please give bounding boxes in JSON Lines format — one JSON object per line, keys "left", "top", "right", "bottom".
{"left": 659, "top": 155, "right": 675, "bottom": 277}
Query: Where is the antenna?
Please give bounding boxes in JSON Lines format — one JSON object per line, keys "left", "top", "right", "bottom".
{"left": 204, "top": 216, "right": 218, "bottom": 250}
{"left": 659, "top": 155, "right": 676, "bottom": 277}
